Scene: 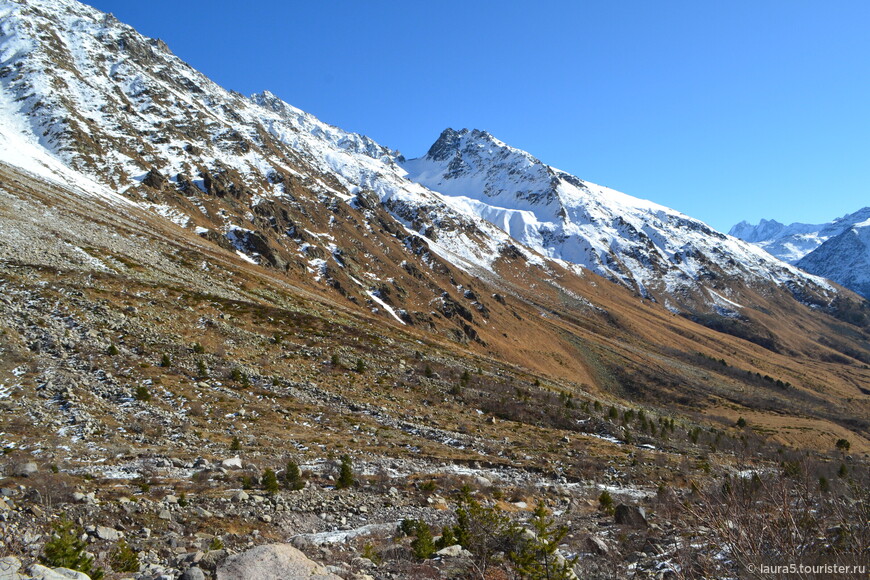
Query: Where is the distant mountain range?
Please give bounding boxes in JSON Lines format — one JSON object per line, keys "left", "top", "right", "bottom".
{"left": 730, "top": 208, "right": 870, "bottom": 299}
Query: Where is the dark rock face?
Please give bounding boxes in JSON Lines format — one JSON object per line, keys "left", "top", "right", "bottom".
{"left": 614, "top": 504, "right": 648, "bottom": 527}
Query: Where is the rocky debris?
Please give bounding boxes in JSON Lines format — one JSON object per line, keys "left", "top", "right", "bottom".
{"left": 215, "top": 544, "right": 342, "bottom": 580}
{"left": 614, "top": 504, "right": 648, "bottom": 528}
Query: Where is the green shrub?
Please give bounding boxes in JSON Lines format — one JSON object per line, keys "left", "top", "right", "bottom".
{"left": 262, "top": 468, "right": 279, "bottom": 495}
{"left": 509, "top": 504, "right": 576, "bottom": 580}
{"left": 192, "top": 342, "right": 205, "bottom": 354}
{"left": 109, "top": 539, "right": 139, "bottom": 573}
{"left": 410, "top": 520, "right": 436, "bottom": 560}
{"left": 336, "top": 454, "right": 354, "bottom": 489}
{"left": 160, "top": 353, "right": 171, "bottom": 367}
{"left": 436, "top": 525, "right": 456, "bottom": 549}
{"left": 41, "top": 518, "right": 104, "bottom": 580}
{"left": 285, "top": 459, "right": 305, "bottom": 490}
{"left": 134, "top": 385, "right": 151, "bottom": 402}
{"left": 598, "top": 490, "right": 614, "bottom": 514}
{"left": 230, "top": 436, "right": 241, "bottom": 451}
{"left": 106, "top": 344, "right": 119, "bottom": 356}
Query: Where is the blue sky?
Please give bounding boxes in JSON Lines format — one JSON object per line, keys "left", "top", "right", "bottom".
{"left": 86, "top": 1, "right": 869, "bottom": 232}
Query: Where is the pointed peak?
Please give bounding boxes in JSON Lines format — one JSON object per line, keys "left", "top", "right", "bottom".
{"left": 425, "top": 128, "right": 468, "bottom": 161}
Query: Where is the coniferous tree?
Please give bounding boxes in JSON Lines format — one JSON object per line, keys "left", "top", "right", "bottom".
{"left": 509, "top": 504, "right": 576, "bottom": 580}
{"left": 336, "top": 454, "right": 354, "bottom": 489}
{"left": 285, "top": 459, "right": 305, "bottom": 490}
{"left": 262, "top": 468, "right": 279, "bottom": 495}
{"left": 42, "top": 518, "right": 104, "bottom": 580}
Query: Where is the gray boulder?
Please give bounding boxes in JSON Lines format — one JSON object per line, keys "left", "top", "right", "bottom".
{"left": 614, "top": 504, "right": 648, "bottom": 527}
{"left": 180, "top": 568, "right": 206, "bottom": 580}
{"left": 26, "top": 565, "right": 91, "bottom": 580}
{"left": 0, "top": 556, "right": 26, "bottom": 580}
{"left": 216, "top": 544, "right": 341, "bottom": 580}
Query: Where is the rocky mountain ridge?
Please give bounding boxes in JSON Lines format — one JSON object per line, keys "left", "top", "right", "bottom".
{"left": 731, "top": 207, "right": 870, "bottom": 299}
{"left": 0, "top": 0, "right": 848, "bottom": 324}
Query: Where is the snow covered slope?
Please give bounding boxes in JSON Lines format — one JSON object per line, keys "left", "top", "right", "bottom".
{"left": 403, "top": 129, "right": 831, "bottom": 302}
{"left": 729, "top": 208, "right": 870, "bottom": 264}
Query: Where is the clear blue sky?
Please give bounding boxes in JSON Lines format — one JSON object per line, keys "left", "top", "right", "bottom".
{"left": 85, "top": 0, "right": 870, "bottom": 232}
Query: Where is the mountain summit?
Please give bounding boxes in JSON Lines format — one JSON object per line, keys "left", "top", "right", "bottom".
{"left": 403, "top": 128, "right": 835, "bottom": 309}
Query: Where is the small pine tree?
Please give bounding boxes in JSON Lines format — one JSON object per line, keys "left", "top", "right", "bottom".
{"left": 819, "top": 476, "right": 830, "bottom": 493}
{"left": 134, "top": 385, "right": 151, "bottom": 402}
{"left": 355, "top": 358, "right": 366, "bottom": 373}
{"left": 608, "top": 406, "right": 618, "bottom": 421}
{"left": 106, "top": 344, "right": 119, "bottom": 356}
{"left": 598, "top": 490, "right": 614, "bottom": 514}
{"left": 838, "top": 463, "right": 848, "bottom": 478}
{"left": 460, "top": 370, "right": 471, "bottom": 385}
{"left": 423, "top": 364, "right": 433, "bottom": 378}
{"left": 736, "top": 417, "right": 747, "bottom": 428}
{"left": 160, "top": 353, "right": 171, "bottom": 367}
{"left": 42, "top": 518, "right": 104, "bottom": 580}
{"left": 411, "top": 520, "right": 436, "bottom": 560}
{"left": 336, "top": 454, "right": 354, "bottom": 489}
{"left": 436, "top": 525, "right": 457, "bottom": 549}
{"left": 509, "top": 504, "right": 576, "bottom": 580}
{"left": 110, "top": 539, "right": 139, "bottom": 573}
{"left": 192, "top": 342, "right": 205, "bottom": 354}
{"left": 262, "top": 468, "right": 279, "bottom": 495}
{"left": 285, "top": 459, "right": 304, "bottom": 490}
{"left": 230, "top": 435, "right": 241, "bottom": 451}
{"left": 196, "top": 360, "right": 208, "bottom": 378}
{"left": 835, "top": 438, "right": 851, "bottom": 452}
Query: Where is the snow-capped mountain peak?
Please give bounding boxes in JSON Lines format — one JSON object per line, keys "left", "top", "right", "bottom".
{"left": 403, "top": 128, "right": 832, "bottom": 304}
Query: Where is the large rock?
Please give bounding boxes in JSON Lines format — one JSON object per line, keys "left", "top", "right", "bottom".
{"left": 180, "top": 568, "right": 206, "bottom": 580}
{"left": 26, "top": 565, "right": 91, "bottom": 580}
{"left": 14, "top": 462, "right": 38, "bottom": 477}
{"left": 216, "top": 544, "right": 342, "bottom": 580}
{"left": 0, "top": 556, "right": 25, "bottom": 580}
{"left": 614, "top": 504, "right": 648, "bottom": 527}
{"left": 221, "top": 457, "right": 242, "bottom": 469}
{"left": 94, "top": 525, "right": 122, "bottom": 541}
